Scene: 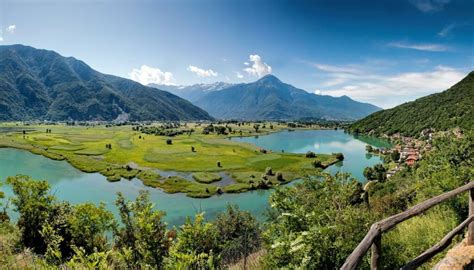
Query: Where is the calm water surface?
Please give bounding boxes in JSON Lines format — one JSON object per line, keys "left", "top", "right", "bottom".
{"left": 231, "top": 129, "right": 390, "bottom": 180}
{"left": 0, "top": 129, "right": 389, "bottom": 225}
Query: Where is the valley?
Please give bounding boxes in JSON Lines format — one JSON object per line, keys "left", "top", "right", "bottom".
{"left": 0, "top": 122, "right": 345, "bottom": 198}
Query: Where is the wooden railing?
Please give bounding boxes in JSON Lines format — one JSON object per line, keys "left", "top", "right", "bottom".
{"left": 341, "top": 181, "right": 474, "bottom": 270}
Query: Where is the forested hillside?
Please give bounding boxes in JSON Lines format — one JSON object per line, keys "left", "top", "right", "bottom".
{"left": 0, "top": 45, "right": 212, "bottom": 121}
{"left": 193, "top": 75, "right": 381, "bottom": 121}
{"left": 350, "top": 72, "right": 473, "bottom": 137}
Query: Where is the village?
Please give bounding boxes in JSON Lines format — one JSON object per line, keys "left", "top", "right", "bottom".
{"left": 366, "top": 128, "right": 437, "bottom": 179}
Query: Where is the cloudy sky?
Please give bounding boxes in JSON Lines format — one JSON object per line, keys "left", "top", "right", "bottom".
{"left": 0, "top": 0, "right": 472, "bottom": 108}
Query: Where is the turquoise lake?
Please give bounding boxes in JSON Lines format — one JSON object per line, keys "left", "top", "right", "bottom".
{"left": 0, "top": 129, "right": 389, "bottom": 226}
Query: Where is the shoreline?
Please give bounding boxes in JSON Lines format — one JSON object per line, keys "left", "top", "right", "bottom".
{"left": 0, "top": 127, "right": 340, "bottom": 198}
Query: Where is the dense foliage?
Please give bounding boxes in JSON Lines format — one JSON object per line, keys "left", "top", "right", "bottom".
{"left": 263, "top": 174, "right": 373, "bottom": 269}
{"left": 0, "top": 179, "right": 261, "bottom": 269}
{"left": 350, "top": 72, "right": 474, "bottom": 137}
{"left": 0, "top": 131, "right": 472, "bottom": 269}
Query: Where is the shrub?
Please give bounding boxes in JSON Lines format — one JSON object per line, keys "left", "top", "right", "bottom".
{"left": 214, "top": 205, "right": 261, "bottom": 266}
{"left": 305, "top": 151, "right": 316, "bottom": 158}
{"left": 265, "top": 167, "right": 273, "bottom": 176}
{"left": 114, "top": 191, "right": 171, "bottom": 268}
{"left": 312, "top": 159, "right": 323, "bottom": 168}
{"left": 334, "top": 152, "right": 344, "bottom": 161}
{"left": 276, "top": 172, "right": 284, "bottom": 181}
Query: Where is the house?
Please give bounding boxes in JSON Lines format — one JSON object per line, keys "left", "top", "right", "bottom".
{"left": 406, "top": 155, "right": 418, "bottom": 166}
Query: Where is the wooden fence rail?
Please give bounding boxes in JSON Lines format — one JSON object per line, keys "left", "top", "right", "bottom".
{"left": 341, "top": 181, "right": 474, "bottom": 270}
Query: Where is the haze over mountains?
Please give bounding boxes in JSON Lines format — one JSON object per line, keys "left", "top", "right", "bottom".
{"left": 350, "top": 72, "right": 474, "bottom": 137}
{"left": 151, "top": 82, "right": 235, "bottom": 102}
{"left": 0, "top": 45, "right": 212, "bottom": 121}
{"left": 154, "top": 75, "right": 381, "bottom": 121}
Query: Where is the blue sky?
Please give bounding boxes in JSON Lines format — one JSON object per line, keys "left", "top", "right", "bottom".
{"left": 0, "top": 0, "right": 472, "bottom": 108}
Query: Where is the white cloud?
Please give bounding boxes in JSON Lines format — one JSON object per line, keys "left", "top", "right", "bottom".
{"left": 314, "top": 89, "right": 322, "bottom": 95}
{"left": 438, "top": 23, "right": 456, "bottom": 37}
{"left": 410, "top": 0, "right": 451, "bottom": 13}
{"left": 388, "top": 41, "right": 448, "bottom": 52}
{"left": 244, "top": 54, "right": 272, "bottom": 78}
{"left": 244, "top": 62, "right": 249, "bottom": 66}
{"left": 322, "top": 77, "right": 348, "bottom": 87}
{"left": 313, "top": 63, "right": 360, "bottom": 74}
{"left": 323, "top": 66, "right": 466, "bottom": 108}
{"left": 235, "top": 72, "right": 244, "bottom": 79}
{"left": 187, "top": 65, "right": 218, "bottom": 77}
{"left": 6, "top": 25, "right": 16, "bottom": 34}
{"left": 129, "top": 65, "right": 175, "bottom": 85}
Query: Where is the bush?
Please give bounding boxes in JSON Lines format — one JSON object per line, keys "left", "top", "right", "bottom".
{"left": 214, "top": 205, "right": 261, "bottom": 266}
{"left": 263, "top": 175, "right": 373, "bottom": 269}
{"left": 114, "top": 191, "right": 171, "bottom": 268}
{"left": 305, "top": 151, "right": 316, "bottom": 158}
{"left": 265, "top": 167, "right": 273, "bottom": 176}
{"left": 166, "top": 139, "right": 172, "bottom": 145}
{"left": 334, "top": 153, "right": 344, "bottom": 161}
{"left": 312, "top": 159, "right": 322, "bottom": 168}
{"left": 166, "top": 213, "right": 220, "bottom": 268}
{"left": 276, "top": 172, "right": 284, "bottom": 181}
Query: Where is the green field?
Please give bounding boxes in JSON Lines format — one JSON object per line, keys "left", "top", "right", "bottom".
{"left": 0, "top": 122, "right": 338, "bottom": 198}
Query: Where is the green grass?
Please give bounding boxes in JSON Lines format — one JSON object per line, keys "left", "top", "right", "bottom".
{"left": 0, "top": 123, "right": 337, "bottom": 198}
{"left": 192, "top": 172, "right": 222, "bottom": 183}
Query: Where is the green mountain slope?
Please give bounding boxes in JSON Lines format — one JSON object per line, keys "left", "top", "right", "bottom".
{"left": 350, "top": 71, "right": 474, "bottom": 136}
{"left": 193, "top": 75, "right": 381, "bottom": 120}
{"left": 0, "top": 45, "right": 212, "bottom": 121}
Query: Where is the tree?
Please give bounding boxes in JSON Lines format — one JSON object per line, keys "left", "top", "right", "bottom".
{"left": 305, "top": 151, "right": 316, "bottom": 158}
{"left": 363, "top": 167, "right": 374, "bottom": 180}
{"left": 276, "top": 172, "right": 284, "bottom": 181}
{"left": 263, "top": 175, "right": 373, "bottom": 269}
{"left": 7, "top": 175, "right": 55, "bottom": 254}
{"left": 114, "top": 191, "right": 171, "bottom": 268}
{"left": 363, "top": 164, "right": 387, "bottom": 182}
{"left": 391, "top": 150, "right": 400, "bottom": 162}
{"left": 365, "top": 145, "right": 373, "bottom": 152}
{"left": 253, "top": 124, "right": 260, "bottom": 133}
{"left": 334, "top": 152, "right": 344, "bottom": 161}
{"left": 167, "top": 213, "right": 220, "bottom": 268}
{"left": 265, "top": 167, "right": 273, "bottom": 176}
{"left": 68, "top": 203, "right": 116, "bottom": 254}
{"left": 312, "top": 159, "right": 323, "bottom": 168}
{"left": 214, "top": 205, "right": 261, "bottom": 266}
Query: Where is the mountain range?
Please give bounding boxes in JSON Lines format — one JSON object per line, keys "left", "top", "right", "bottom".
{"left": 0, "top": 44, "right": 381, "bottom": 122}
{"left": 151, "top": 82, "right": 235, "bottom": 102}
{"left": 153, "top": 75, "right": 381, "bottom": 120}
{"left": 350, "top": 71, "right": 474, "bottom": 137}
{"left": 0, "top": 45, "right": 212, "bottom": 121}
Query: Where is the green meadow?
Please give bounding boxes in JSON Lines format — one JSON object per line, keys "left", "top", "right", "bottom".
{"left": 0, "top": 122, "right": 338, "bottom": 197}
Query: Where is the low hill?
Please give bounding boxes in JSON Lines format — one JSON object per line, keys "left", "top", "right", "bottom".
{"left": 192, "top": 75, "right": 381, "bottom": 120}
{"left": 0, "top": 45, "right": 212, "bottom": 121}
{"left": 350, "top": 71, "right": 474, "bottom": 137}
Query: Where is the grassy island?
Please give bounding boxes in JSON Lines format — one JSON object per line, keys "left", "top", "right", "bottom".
{"left": 0, "top": 122, "right": 339, "bottom": 198}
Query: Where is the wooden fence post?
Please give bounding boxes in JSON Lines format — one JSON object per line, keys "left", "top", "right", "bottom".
{"left": 468, "top": 187, "right": 474, "bottom": 245}
{"left": 371, "top": 234, "right": 381, "bottom": 270}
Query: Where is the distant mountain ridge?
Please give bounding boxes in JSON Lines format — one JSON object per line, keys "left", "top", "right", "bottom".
{"left": 150, "top": 82, "right": 235, "bottom": 102}
{"left": 350, "top": 71, "right": 474, "bottom": 137}
{"left": 0, "top": 44, "right": 212, "bottom": 121}
{"left": 164, "top": 75, "right": 381, "bottom": 121}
